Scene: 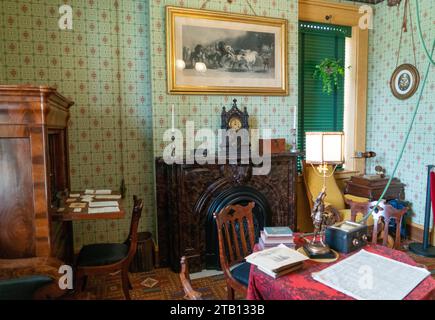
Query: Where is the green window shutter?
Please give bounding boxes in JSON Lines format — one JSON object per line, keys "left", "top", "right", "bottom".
{"left": 298, "top": 21, "right": 351, "bottom": 171}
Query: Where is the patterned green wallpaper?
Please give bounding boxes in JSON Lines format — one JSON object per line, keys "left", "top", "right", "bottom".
{"left": 366, "top": 0, "right": 435, "bottom": 225}
{"left": 0, "top": 0, "right": 299, "bottom": 251}
{"left": 149, "top": 0, "right": 299, "bottom": 156}
{"left": 0, "top": 0, "right": 154, "bottom": 250}
{"left": 1, "top": 0, "right": 432, "bottom": 252}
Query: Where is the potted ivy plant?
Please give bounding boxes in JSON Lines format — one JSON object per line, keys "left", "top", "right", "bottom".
{"left": 313, "top": 58, "right": 346, "bottom": 95}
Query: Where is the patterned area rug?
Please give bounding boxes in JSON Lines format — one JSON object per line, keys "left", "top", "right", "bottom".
{"left": 84, "top": 249, "right": 433, "bottom": 300}
{"left": 85, "top": 268, "right": 240, "bottom": 300}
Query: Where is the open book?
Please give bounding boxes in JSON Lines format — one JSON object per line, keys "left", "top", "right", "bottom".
{"left": 246, "top": 244, "right": 308, "bottom": 273}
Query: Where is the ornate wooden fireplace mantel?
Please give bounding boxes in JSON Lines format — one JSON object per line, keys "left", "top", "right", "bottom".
{"left": 155, "top": 152, "right": 299, "bottom": 272}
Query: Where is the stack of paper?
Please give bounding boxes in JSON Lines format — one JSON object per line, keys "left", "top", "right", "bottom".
{"left": 88, "top": 207, "right": 120, "bottom": 214}
{"left": 87, "top": 200, "right": 119, "bottom": 214}
{"left": 84, "top": 189, "right": 112, "bottom": 195}
{"left": 246, "top": 244, "right": 308, "bottom": 278}
{"left": 311, "top": 249, "right": 430, "bottom": 300}
{"left": 95, "top": 189, "right": 112, "bottom": 195}
{"left": 95, "top": 195, "right": 122, "bottom": 200}
{"left": 88, "top": 201, "right": 119, "bottom": 208}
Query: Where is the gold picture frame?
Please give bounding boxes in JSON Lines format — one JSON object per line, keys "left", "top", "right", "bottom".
{"left": 389, "top": 64, "right": 420, "bottom": 100}
{"left": 166, "top": 6, "right": 288, "bottom": 95}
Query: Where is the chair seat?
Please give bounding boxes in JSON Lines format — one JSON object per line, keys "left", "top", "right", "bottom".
{"left": 77, "top": 243, "right": 128, "bottom": 267}
{"left": 0, "top": 275, "right": 53, "bottom": 300}
{"left": 230, "top": 262, "right": 251, "bottom": 287}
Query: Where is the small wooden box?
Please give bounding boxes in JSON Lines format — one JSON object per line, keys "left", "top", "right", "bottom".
{"left": 345, "top": 175, "right": 405, "bottom": 200}
{"left": 259, "top": 138, "right": 286, "bottom": 155}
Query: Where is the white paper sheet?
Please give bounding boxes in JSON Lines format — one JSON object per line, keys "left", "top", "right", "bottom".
{"left": 94, "top": 195, "right": 122, "bottom": 200}
{"left": 88, "top": 201, "right": 119, "bottom": 208}
{"left": 88, "top": 207, "right": 119, "bottom": 214}
{"left": 95, "top": 189, "right": 112, "bottom": 195}
{"left": 311, "top": 249, "right": 430, "bottom": 300}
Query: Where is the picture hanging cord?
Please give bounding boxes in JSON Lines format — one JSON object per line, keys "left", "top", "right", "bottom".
{"left": 359, "top": 42, "right": 435, "bottom": 223}
{"left": 201, "top": 0, "right": 257, "bottom": 16}
{"left": 395, "top": 0, "right": 417, "bottom": 69}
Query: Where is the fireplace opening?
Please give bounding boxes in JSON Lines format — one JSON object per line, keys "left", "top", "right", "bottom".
{"left": 204, "top": 185, "right": 272, "bottom": 269}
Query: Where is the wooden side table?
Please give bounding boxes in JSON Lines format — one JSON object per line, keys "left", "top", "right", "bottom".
{"left": 50, "top": 192, "right": 126, "bottom": 264}
{"left": 344, "top": 175, "right": 405, "bottom": 201}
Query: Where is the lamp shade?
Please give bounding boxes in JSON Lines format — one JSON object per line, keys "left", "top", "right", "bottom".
{"left": 305, "top": 132, "right": 344, "bottom": 164}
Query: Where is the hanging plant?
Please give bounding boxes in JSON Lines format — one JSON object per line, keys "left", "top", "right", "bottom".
{"left": 313, "top": 58, "right": 346, "bottom": 95}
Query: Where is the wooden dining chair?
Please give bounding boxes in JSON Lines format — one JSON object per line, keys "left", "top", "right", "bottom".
{"left": 369, "top": 201, "right": 408, "bottom": 249}
{"left": 179, "top": 256, "right": 202, "bottom": 300}
{"left": 75, "top": 196, "right": 143, "bottom": 300}
{"left": 214, "top": 202, "right": 255, "bottom": 300}
{"left": 344, "top": 198, "right": 375, "bottom": 224}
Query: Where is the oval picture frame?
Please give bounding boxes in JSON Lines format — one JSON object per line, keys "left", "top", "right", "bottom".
{"left": 390, "top": 64, "right": 420, "bottom": 100}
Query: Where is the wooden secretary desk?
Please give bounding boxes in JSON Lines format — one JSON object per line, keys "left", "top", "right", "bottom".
{"left": 0, "top": 85, "right": 74, "bottom": 262}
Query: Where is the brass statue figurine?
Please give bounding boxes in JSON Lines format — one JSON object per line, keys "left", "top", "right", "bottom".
{"left": 304, "top": 187, "right": 334, "bottom": 257}
{"left": 311, "top": 188, "right": 327, "bottom": 245}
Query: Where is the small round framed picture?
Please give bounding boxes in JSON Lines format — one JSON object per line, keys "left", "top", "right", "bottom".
{"left": 390, "top": 64, "right": 420, "bottom": 100}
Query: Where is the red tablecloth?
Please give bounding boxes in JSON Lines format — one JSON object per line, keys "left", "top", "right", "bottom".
{"left": 247, "top": 235, "right": 435, "bottom": 300}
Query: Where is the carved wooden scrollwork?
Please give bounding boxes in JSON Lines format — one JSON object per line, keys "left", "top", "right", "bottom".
{"left": 220, "top": 163, "right": 252, "bottom": 184}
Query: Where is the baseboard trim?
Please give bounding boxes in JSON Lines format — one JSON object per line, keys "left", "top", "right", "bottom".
{"left": 407, "top": 221, "right": 435, "bottom": 246}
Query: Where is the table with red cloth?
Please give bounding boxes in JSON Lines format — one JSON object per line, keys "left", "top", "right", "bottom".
{"left": 247, "top": 235, "right": 435, "bottom": 300}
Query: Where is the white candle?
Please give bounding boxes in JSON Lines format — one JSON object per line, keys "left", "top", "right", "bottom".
{"left": 293, "top": 106, "right": 297, "bottom": 129}
{"left": 171, "top": 104, "right": 175, "bottom": 133}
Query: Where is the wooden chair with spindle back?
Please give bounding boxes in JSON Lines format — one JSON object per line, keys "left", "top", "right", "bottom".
{"left": 214, "top": 202, "right": 255, "bottom": 300}
{"left": 345, "top": 199, "right": 374, "bottom": 223}
{"left": 179, "top": 256, "right": 203, "bottom": 300}
{"left": 369, "top": 201, "right": 408, "bottom": 249}
{"left": 75, "top": 196, "right": 143, "bottom": 300}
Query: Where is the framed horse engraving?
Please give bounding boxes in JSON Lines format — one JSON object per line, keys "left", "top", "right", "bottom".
{"left": 166, "top": 6, "right": 288, "bottom": 95}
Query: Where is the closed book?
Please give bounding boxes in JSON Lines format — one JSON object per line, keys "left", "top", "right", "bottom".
{"left": 259, "top": 238, "right": 295, "bottom": 250}
{"left": 260, "top": 238, "right": 294, "bottom": 248}
{"left": 261, "top": 231, "right": 293, "bottom": 244}
{"left": 258, "top": 263, "right": 303, "bottom": 279}
{"left": 263, "top": 227, "right": 293, "bottom": 237}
